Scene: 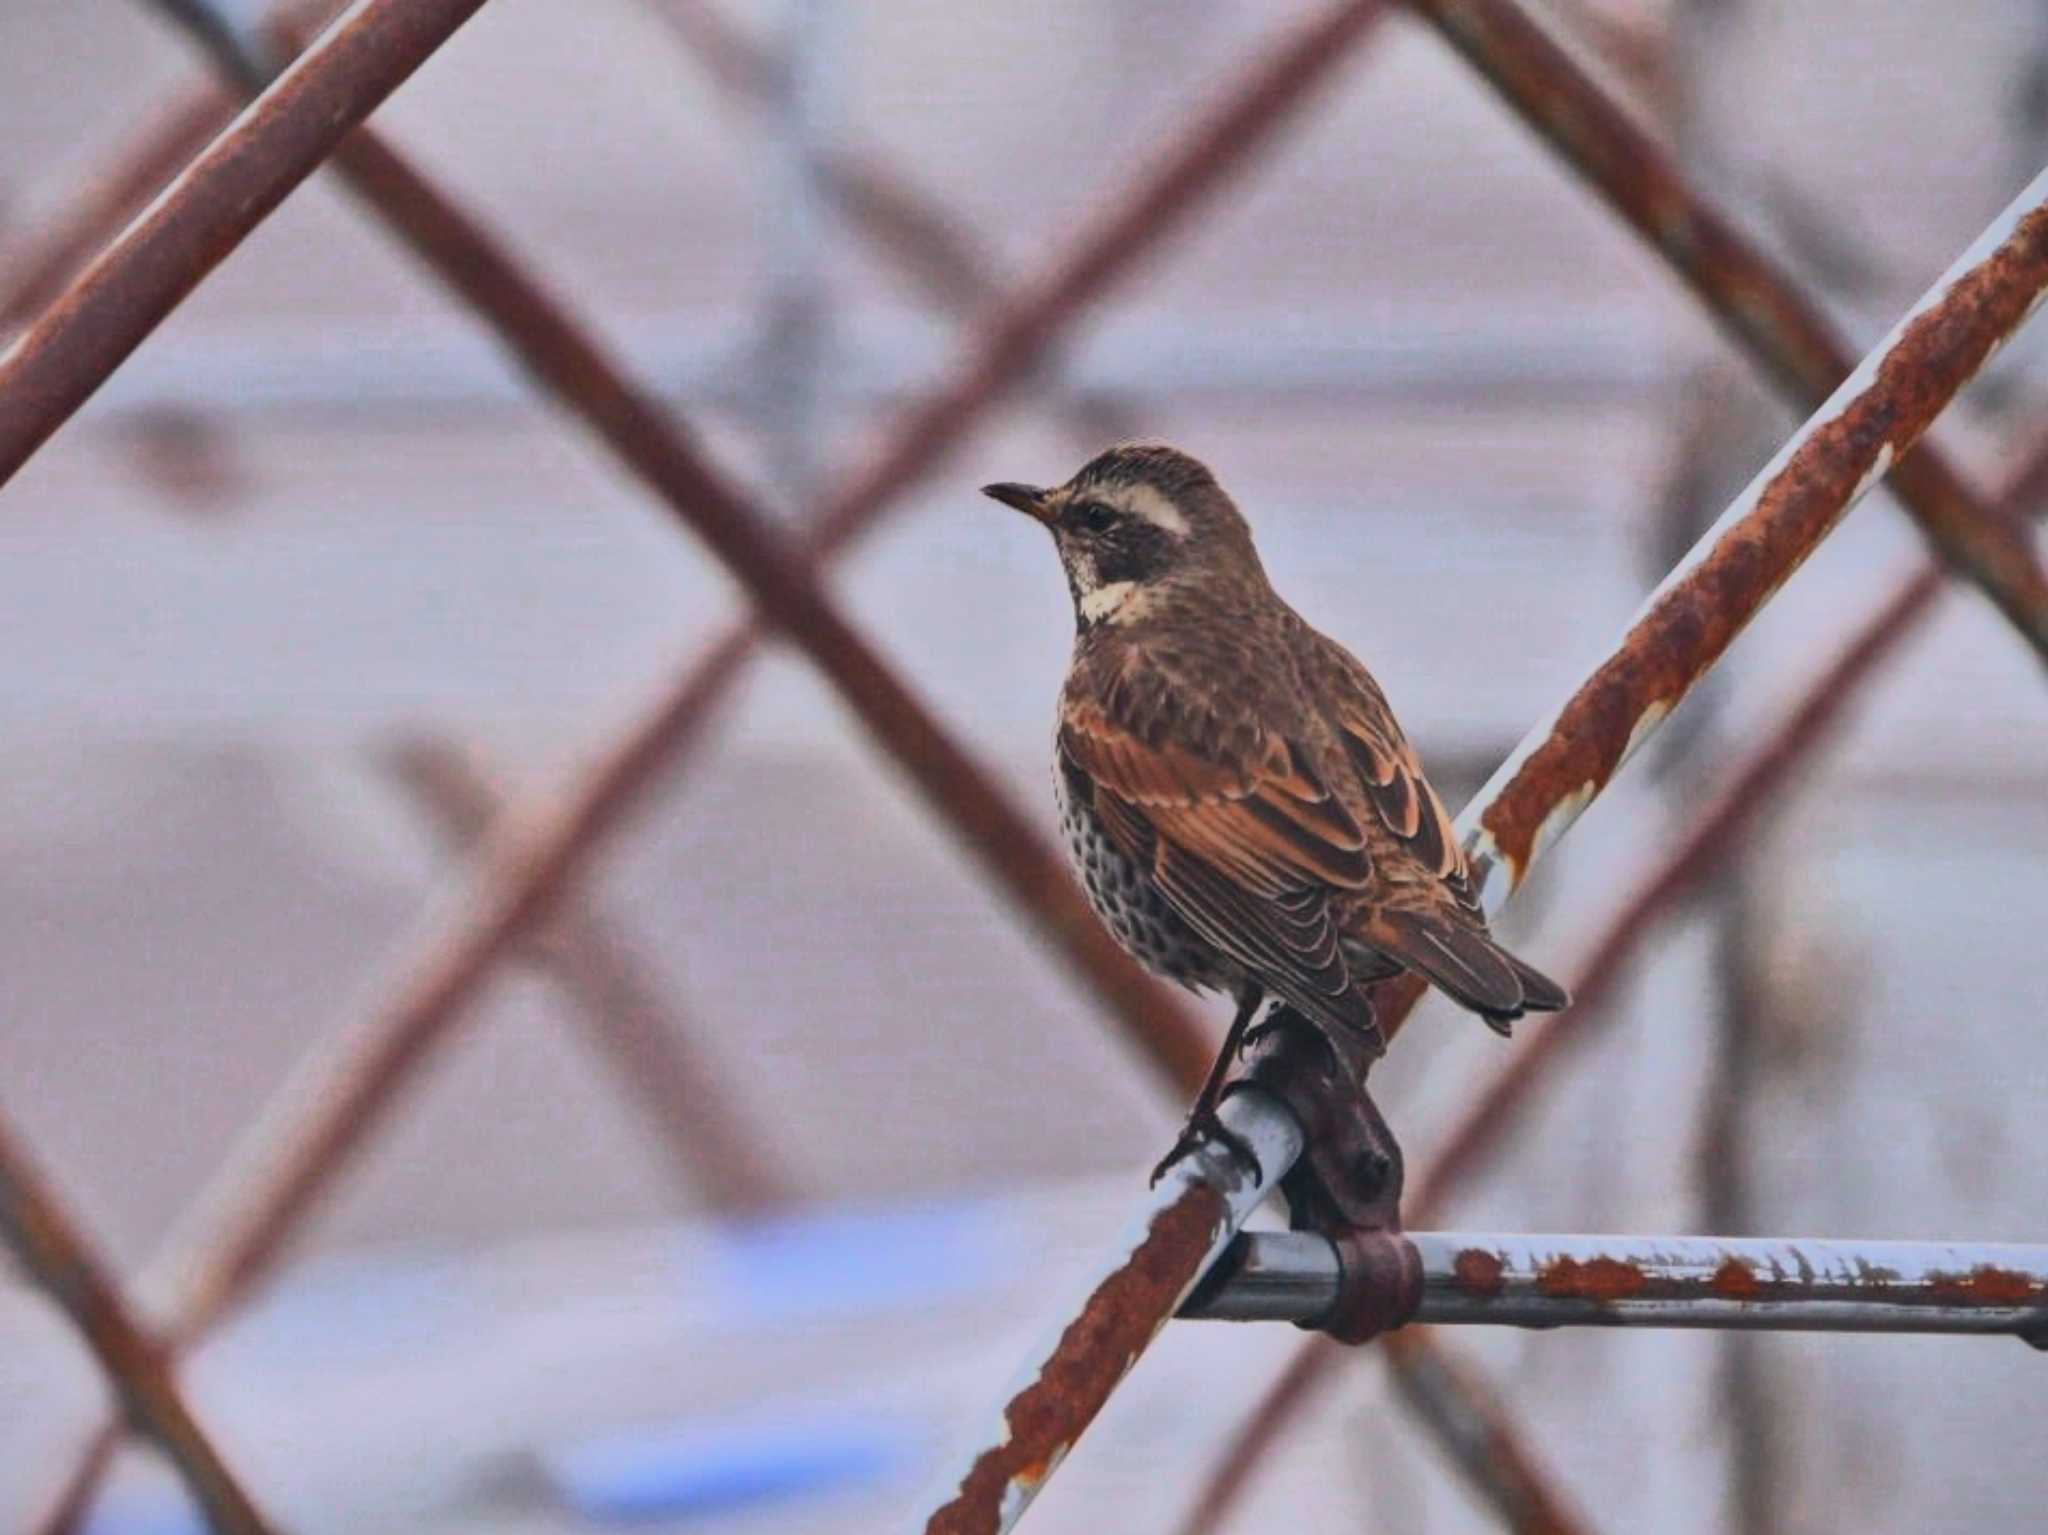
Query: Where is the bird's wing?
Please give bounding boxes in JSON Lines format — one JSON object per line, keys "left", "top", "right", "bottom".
{"left": 1305, "top": 634, "right": 1558, "bottom": 1024}
{"left": 1308, "top": 636, "right": 1482, "bottom": 917}
{"left": 1058, "top": 681, "right": 1368, "bottom": 1015}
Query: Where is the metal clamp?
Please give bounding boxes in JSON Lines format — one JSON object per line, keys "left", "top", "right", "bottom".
{"left": 1232, "top": 1009, "right": 1420, "bottom": 1344}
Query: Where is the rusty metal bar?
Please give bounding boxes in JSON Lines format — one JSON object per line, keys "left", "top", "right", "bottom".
{"left": 921, "top": 1088, "right": 1304, "bottom": 1535}
{"left": 643, "top": 0, "right": 1141, "bottom": 443}
{"left": 1175, "top": 416, "right": 2048, "bottom": 1535}
{"left": 1447, "top": 166, "right": 2048, "bottom": 920}
{"left": 120, "top": 0, "right": 1390, "bottom": 1328}
{"left": 1174, "top": 1328, "right": 1593, "bottom": 1535}
{"left": 1404, "top": 0, "right": 2048, "bottom": 662}
{"left": 1184, "top": 1232, "right": 2048, "bottom": 1341}
{"left": 383, "top": 736, "right": 799, "bottom": 1215}
{"left": 1167, "top": 1338, "right": 1343, "bottom": 1535}
{"left": 12, "top": 14, "right": 1395, "bottom": 1524}
{"left": 0, "top": 89, "right": 238, "bottom": 336}
{"left": 1380, "top": 1328, "right": 1601, "bottom": 1535}
{"left": 1408, "top": 425, "right": 2048, "bottom": 1223}
{"left": 1172, "top": 431, "right": 2048, "bottom": 1535}
{"left": 923, "top": 165, "right": 2048, "bottom": 1534}
{"left": 0, "top": 1115, "right": 276, "bottom": 1534}
{"left": 0, "top": 0, "right": 495, "bottom": 485}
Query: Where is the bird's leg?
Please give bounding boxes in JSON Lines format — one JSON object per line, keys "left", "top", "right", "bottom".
{"left": 1150, "top": 985, "right": 1266, "bottom": 1186}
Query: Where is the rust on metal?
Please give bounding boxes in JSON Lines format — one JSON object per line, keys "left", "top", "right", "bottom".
{"left": 1926, "top": 1266, "right": 2042, "bottom": 1307}
{"left": 0, "top": 0, "right": 497, "bottom": 486}
{"left": 4, "top": 3, "right": 2031, "bottom": 1535}
{"left": 107, "top": 0, "right": 1400, "bottom": 1374}
{"left": 1177, "top": 311, "right": 2048, "bottom": 1535}
{"left": 1710, "top": 1256, "right": 1764, "bottom": 1301}
{"left": 928, "top": 1181, "right": 1230, "bottom": 1535}
{"left": 94, "top": 0, "right": 1419, "bottom": 1411}
{"left": 1404, "top": 416, "right": 2048, "bottom": 1226}
{"left": 944, "top": 133, "right": 2048, "bottom": 1535}
{"left": 1245, "top": 1015, "right": 1419, "bottom": 1345}
{"left": 1536, "top": 1255, "right": 1651, "bottom": 1304}
{"left": 0, "top": 1114, "right": 275, "bottom": 1535}
{"left": 1474, "top": 196, "right": 2048, "bottom": 889}
{"left": 1454, "top": 1247, "right": 1508, "bottom": 1298}
{"left": 1406, "top": 0, "right": 2048, "bottom": 660}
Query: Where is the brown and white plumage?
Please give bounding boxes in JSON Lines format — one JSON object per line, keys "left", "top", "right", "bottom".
{"left": 987, "top": 443, "right": 1566, "bottom": 1062}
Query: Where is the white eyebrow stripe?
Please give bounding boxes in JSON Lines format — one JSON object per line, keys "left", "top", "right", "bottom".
{"left": 1118, "top": 483, "right": 1190, "bottom": 535}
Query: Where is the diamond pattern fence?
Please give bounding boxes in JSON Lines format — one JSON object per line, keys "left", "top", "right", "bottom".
{"left": 0, "top": 3, "right": 2043, "bottom": 1533}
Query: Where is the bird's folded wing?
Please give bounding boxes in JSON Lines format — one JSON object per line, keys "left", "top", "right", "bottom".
{"left": 1059, "top": 694, "right": 1368, "bottom": 1005}
{"left": 1315, "top": 645, "right": 1483, "bottom": 917}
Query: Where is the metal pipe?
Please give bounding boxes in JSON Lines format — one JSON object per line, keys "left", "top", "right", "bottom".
{"left": 1357, "top": 155, "right": 2048, "bottom": 1056}
{"left": 1174, "top": 414, "right": 2048, "bottom": 1535}
{"left": 1404, "top": 0, "right": 2048, "bottom": 662}
{"left": 946, "top": 163, "right": 2048, "bottom": 1535}
{"left": 1456, "top": 162, "right": 2048, "bottom": 916}
{"left": 920, "top": 1088, "right": 1304, "bottom": 1535}
{"left": 1183, "top": 1232, "right": 2048, "bottom": 1342}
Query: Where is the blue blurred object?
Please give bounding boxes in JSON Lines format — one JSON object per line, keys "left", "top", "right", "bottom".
{"left": 703, "top": 1195, "right": 1007, "bottom": 1323}
{"left": 539, "top": 1412, "right": 911, "bottom": 1524}
{"left": 240, "top": 1250, "right": 465, "bottom": 1361}
{"left": 78, "top": 1488, "right": 206, "bottom": 1535}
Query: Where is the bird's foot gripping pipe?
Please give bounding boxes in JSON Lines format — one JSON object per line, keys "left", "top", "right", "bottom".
{"left": 1218, "top": 1008, "right": 1421, "bottom": 1344}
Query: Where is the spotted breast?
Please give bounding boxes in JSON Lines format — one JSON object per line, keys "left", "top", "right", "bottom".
{"left": 1053, "top": 745, "right": 1237, "bottom": 994}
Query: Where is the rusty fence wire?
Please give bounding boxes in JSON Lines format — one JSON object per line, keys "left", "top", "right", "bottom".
{"left": 919, "top": 156, "right": 2048, "bottom": 1534}
{"left": 0, "top": 2, "right": 2043, "bottom": 1534}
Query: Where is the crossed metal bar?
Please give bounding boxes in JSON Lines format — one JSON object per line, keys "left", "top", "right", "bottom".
{"left": 379, "top": 735, "right": 800, "bottom": 1215}
{"left": 0, "top": 1, "right": 2043, "bottom": 1533}
{"left": 0, "top": 1116, "right": 276, "bottom": 1534}
{"left": 921, "top": 159, "right": 2048, "bottom": 1533}
{"left": 1174, "top": 421, "right": 2048, "bottom": 1534}
{"left": 5, "top": 0, "right": 1394, "bottom": 1525}
{"left": 0, "top": 0, "right": 1603, "bottom": 1524}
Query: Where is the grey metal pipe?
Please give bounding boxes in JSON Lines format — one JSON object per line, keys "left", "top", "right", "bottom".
{"left": 1182, "top": 1230, "right": 2048, "bottom": 1345}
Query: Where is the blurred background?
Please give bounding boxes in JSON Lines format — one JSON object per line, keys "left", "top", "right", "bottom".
{"left": 1, "top": 0, "right": 2044, "bottom": 1530}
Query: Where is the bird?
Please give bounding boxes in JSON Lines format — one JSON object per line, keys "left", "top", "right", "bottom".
{"left": 983, "top": 443, "right": 1567, "bottom": 1178}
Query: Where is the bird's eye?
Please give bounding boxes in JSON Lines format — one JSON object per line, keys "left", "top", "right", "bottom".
{"left": 1078, "top": 501, "right": 1117, "bottom": 533}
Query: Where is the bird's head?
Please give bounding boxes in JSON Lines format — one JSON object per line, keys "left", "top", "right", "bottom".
{"left": 982, "top": 442, "right": 1262, "bottom": 630}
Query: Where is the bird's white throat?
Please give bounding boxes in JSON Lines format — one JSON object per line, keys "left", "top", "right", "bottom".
{"left": 1078, "top": 579, "right": 1140, "bottom": 623}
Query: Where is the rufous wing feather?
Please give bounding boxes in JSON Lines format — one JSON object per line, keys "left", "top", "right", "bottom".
{"left": 1058, "top": 693, "right": 1372, "bottom": 1033}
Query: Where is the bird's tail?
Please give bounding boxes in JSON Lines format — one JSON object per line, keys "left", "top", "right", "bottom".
{"left": 1360, "top": 910, "right": 1569, "bottom": 1037}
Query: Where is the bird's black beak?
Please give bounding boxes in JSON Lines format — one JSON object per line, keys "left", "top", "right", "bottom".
{"left": 981, "top": 482, "right": 1051, "bottom": 523}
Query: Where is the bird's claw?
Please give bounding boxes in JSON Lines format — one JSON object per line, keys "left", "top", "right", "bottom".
{"left": 1240, "top": 1009, "right": 1344, "bottom": 1075}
